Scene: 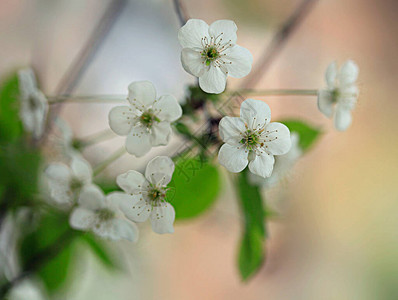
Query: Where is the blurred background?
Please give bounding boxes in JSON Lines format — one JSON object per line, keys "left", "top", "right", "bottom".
{"left": 1, "top": 0, "right": 398, "bottom": 299}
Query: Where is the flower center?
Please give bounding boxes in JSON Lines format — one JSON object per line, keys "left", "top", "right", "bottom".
{"left": 140, "top": 110, "right": 160, "bottom": 128}
{"left": 70, "top": 177, "right": 83, "bottom": 192}
{"left": 148, "top": 187, "right": 167, "bottom": 207}
{"left": 96, "top": 208, "right": 115, "bottom": 221}
{"left": 240, "top": 129, "right": 262, "bottom": 151}
{"left": 331, "top": 89, "right": 340, "bottom": 103}
{"left": 202, "top": 46, "right": 219, "bottom": 65}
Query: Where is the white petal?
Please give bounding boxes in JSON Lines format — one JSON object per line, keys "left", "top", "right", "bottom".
{"left": 209, "top": 20, "right": 238, "bottom": 45}
{"left": 45, "top": 163, "right": 72, "bottom": 204}
{"left": 45, "top": 163, "right": 71, "bottom": 183}
{"left": 150, "top": 203, "right": 175, "bottom": 234}
{"left": 69, "top": 208, "right": 96, "bottom": 230}
{"left": 317, "top": 90, "right": 334, "bottom": 118}
{"left": 125, "top": 128, "right": 152, "bottom": 157}
{"left": 338, "top": 60, "right": 359, "bottom": 87}
{"left": 111, "top": 219, "right": 139, "bottom": 242}
{"left": 116, "top": 170, "right": 147, "bottom": 194}
{"left": 78, "top": 184, "right": 105, "bottom": 210}
{"left": 224, "top": 45, "right": 253, "bottom": 78}
{"left": 240, "top": 99, "right": 271, "bottom": 127}
{"left": 181, "top": 48, "right": 206, "bottom": 77}
{"left": 150, "top": 121, "right": 172, "bottom": 146}
{"left": 120, "top": 196, "right": 151, "bottom": 222}
{"left": 153, "top": 95, "right": 182, "bottom": 122}
{"left": 218, "top": 116, "right": 245, "bottom": 145}
{"left": 218, "top": 143, "right": 248, "bottom": 173}
{"left": 145, "top": 156, "right": 175, "bottom": 185}
{"left": 178, "top": 19, "right": 209, "bottom": 49}
{"left": 248, "top": 153, "right": 275, "bottom": 178}
{"left": 325, "top": 61, "right": 338, "bottom": 88}
{"left": 108, "top": 106, "right": 136, "bottom": 136}
{"left": 18, "top": 68, "right": 37, "bottom": 99}
{"left": 127, "top": 81, "right": 156, "bottom": 110}
{"left": 30, "top": 90, "right": 48, "bottom": 139}
{"left": 263, "top": 122, "right": 291, "bottom": 155}
{"left": 199, "top": 66, "right": 227, "bottom": 94}
{"left": 71, "top": 155, "right": 92, "bottom": 183}
{"left": 334, "top": 105, "right": 352, "bottom": 131}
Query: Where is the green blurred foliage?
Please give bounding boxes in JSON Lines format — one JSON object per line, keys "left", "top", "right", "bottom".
{"left": 80, "top": 233, "right": 119, "bottom": 270}
{"left": 181, "top": 85, "right": 221, "bottom": 116}
{"left": 281, "top": 119, "right": 322, "bottom": 151}
{"left": 168, "top": 157, "right": 220, "bottom": 220}
{"left": 237, "top": 168, "right": 267, "bottom": 281}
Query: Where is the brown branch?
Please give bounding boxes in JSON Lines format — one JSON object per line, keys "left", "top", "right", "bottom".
{"left": 173, "top": 0, "right": 190, "bottom": 26}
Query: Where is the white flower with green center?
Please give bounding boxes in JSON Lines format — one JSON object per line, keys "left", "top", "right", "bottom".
{"left": 317, "top": 60, "right": 359, "bottom": 131}
{"left": 44, "top": 154, "right": 93, "bottom": 204}
{"left": 218, "top": 99, "right": 291, "bottom": 178}
{"left": 115, "top": 156, "right": 176, "bottom": 234}
{"left": 178, "top": 19, "right": 253, "bottom": 94}
{"left": 108, "top": 81, "right": 182, "bottom": 157}
{"left": 18, "top": 68, "right": 48, "bottom": 139}
{"left": 249, "top": 133, "right": 302, "bottom": 188}
{"left": 69, "top": 185, "right": 138, "bottom": 242}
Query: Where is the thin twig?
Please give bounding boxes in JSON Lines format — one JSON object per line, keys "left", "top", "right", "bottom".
{"left": 173, "top": 0, "right": 189, "bottom": 26}
{"left": 93, "top": 147, "right": 126, "bottom": 177}
{"left": 240, "top": 0, "right": 319, "bottom": 89}
{"left": 228, "top": 88, "right": 318, "bottom": 96}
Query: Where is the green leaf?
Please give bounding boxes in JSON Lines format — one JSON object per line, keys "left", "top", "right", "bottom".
{"left": 237, "top": 169, "right": 267, "bottom": 281}
{"left": 0, "top": 72, "right": 23, "bottom": 142}
{"left": 280, "top": 119, "right": 322, "bottom": 151}
{"left": 168, "top": 157, "right": 220, "bottom": 220}
{"left": 80, "top": 233, "right": 119, "bottom": 270}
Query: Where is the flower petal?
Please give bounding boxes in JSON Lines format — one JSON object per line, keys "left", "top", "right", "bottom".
{"left": 198, "top": 66, "right": 227, "bottom": 94}
{"left": 145, "top": 156, "right": 175, "bottom": 185}
{"left": 18, "top": 68, "right": 37, "bottom": 99}
{"left": 127, "top": 81, "right": 156, "bottom": 110}
{"left": 45, "top": 163, "right": 72, "bottom": 204}
{"left": 338, "top": 60, "right": 359, "bottom": 87}
{"left": 181, "top": 48, "right": 206, "bottom": 77}
{"left": 153, "top": 95, "right": 182, "bottom": 122}
{"left": 317, "top": 90, "right": 334, "bottom": 118}
{"left": 69, "top": 207, "right": 96, "bottom": 230}
{"left": 150, "top": 203, "right": 175, "bottom": 234}
{"left": 78, "top": 184, "right": 105, "bottom": 210}
{"left": 263, "top": 122, "right": 291, "bottom": 155}
{"left": 325, "top": 61, "right": 338, "bottom": 88}
{"left": 218, "top": 116, "right": 245, "bottom": 145}
{"left": 125, "top": 128, "right": 152, "bottom": 157}
{"left": 218, "top": 143, "right": 248, "bottom": 173}
{"left": 224, "top": 45, "right": 253, "bottom": 78}
{"left": 248, "top": 153, "right": 275, "bottom": 178}
{"left": 119, "top": 196, "right": 151, "bottom": 222}
{"left": 71, "top": 154, "right": 92, "bottom": 183}
{"left": 209, "top": 20, "right": 238, "bottom": 45}
{"left": 334, "top": 105, "right": 352, "bottom": 131}
{"left": 240, "top": 99, "right": 271, "bottom": 127}
{"left": 111, "top": 219, "right": 139, "bottom": 242}
{"left": 108, "top": 106, "right": 136, "bottom": 136}
{"left": 116, "top": 170, "right": 147, "bottom": 194}
{"left": 178, "top": 19, "right": 209, "bottom": 49}
{"left": 150, "top": 121, "right": 172, "bottom": 146}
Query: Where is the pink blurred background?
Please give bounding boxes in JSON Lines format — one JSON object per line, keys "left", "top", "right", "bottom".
{"left": 1, "top": 0, "right": 398, "bottom": 299}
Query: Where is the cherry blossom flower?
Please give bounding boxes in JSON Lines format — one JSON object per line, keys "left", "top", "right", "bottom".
{"left": 317, "top": 60, "right": 359, "bottom": 131}
{"left": 18, "top": 68, "right": 48, "bottom": 139}
{"left": 69, "top": 185, "right": 139, "bottom": 242}
{"left": 108, "top": 81, "right": 182, "bottom": 157}
{"left": 218, "top": 99, "right": 291, "bottom": 178}
{"left": 178, "top": 19, "right": 253, "bottom": 94}
{"left": 115, "top": 156, "right": 176, "bottom": 234}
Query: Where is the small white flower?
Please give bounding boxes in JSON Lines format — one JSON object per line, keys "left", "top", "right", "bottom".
{"left": 178, "top": 19, "right": 253, "bottom": 94}
{"left": 317, "top": 60, "right": 359, "bottom": 131}
{"left": 69, "top": 185, "right": 139, "bottom": 242}
{"left": 218, "top": 99, "right": 291, "bottom": 178}
{"left": 8, "top": 279, "right": 47, "bottom": 300}
{"left": 249, "top": 133, "right": 302, "bottom": 188}
{"left": 115, "top": 156, "right": 176, "bottom": 234}
{"left": 44, "top": 154, "right": 92, "bottom": 204}
{"left": 108, "top": 81, "right": 182, "bottom": 157}
{"left": 18, "top": 68, "right": 48, "bottom": 139}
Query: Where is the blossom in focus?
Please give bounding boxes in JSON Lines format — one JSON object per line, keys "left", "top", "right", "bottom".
{"left": 178, "top": 19, "right": 253, "bottom": 94}
{"left": 69, "top": 185, "right": 139, "bottom": 242}
{"left": 249, "top": 133, "right": 302, "bottom": 188}
{"left": 218, "top": 99, "right": 291, "bottom": 178}
{"left": 115, "top": 156, "right": 176, "bottom": 234}
{"left": 18, "top": 68, "right": 48, "bottom": 139}
{"left": 317, "top": 60, "right": 359, "bottom": 131}
{"left": 108, "top": 81, "right": 182, "bottom": 157}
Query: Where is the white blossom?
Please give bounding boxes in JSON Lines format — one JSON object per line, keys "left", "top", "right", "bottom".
{"left": 108, "top": 81, "right": 182, "bottom": 157}
{"left": 69, "top": 185, "right": 139, "bottom": 242}
{"left": 249, "top": 133, "right": 302, "bottom": 188}
{"left": 178, "top": 19, "right": 253, "bottom": 94}
{"left": 18, "top": 68, "right": 48, "bottom": 139}
{"left": 218, "top": 99, "right": 291, "bottom": 178}
{"left": 115, "top": 156, "right": 176, "bottom": 234}
{"left": 44, "top": 154, "right": 92, "bottom": 204}
{"left": 317, "top": 60, "right": 359, "bottom": 131}
{"left": 7, "top": 280, "right": 47, "bottom": 300}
